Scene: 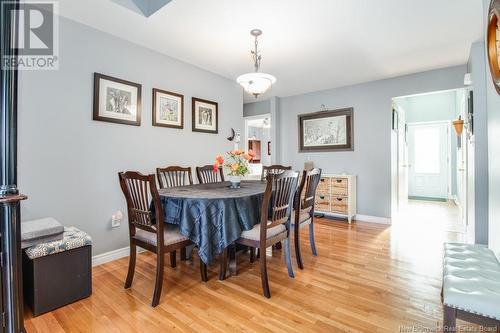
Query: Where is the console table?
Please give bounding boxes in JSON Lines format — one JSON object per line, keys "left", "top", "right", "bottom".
{"left": 314, "top": 174, "right": 356, "bottom": 223}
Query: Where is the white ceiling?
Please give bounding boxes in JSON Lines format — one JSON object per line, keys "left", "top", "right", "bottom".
{"left": 58, "top": 0, "right": 484, "bottom": 102}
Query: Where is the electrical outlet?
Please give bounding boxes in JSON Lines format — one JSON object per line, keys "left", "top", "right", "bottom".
{"left": 111, "top": 211, "right": 123, "bottom": 228}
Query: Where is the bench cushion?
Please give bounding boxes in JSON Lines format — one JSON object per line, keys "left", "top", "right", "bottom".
{"left": 25, "top": 227, "right": 92, "bottom": 260}
{"left": 443, "top": 243, "right": 500, "bottom": 320}
{"left": 21, "top": 217, "right": 64, "bottom": 248}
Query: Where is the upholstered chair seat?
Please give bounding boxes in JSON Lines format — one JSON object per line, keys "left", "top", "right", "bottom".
{"left": 134, "top": 225, "right": 189, "bottom": 246}
{"left": 240, "top": 222, "right": 287, "bottom": 241}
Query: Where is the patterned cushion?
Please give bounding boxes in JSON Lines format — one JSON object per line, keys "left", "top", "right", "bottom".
{"left": 240, "top": 222, "right": 286, "bottom": 241}
{"left": 442, "top": 243, "right": 500, "bottom": 320}
{"left": 134, "top": 224, "right": 188, "bottom": 246}
{"left": 25, "top": 227, "right": 92, "bottom": 259}
{"left": 291, "top": 208, "right": 312, "bottom": 227}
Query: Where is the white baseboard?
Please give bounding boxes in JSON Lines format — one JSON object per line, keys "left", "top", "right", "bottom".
{"left": 92, "top": 246, "right": 131, "bottom": 267}
{"left": 354, "top": 214, "right": 392, "bottom": 225}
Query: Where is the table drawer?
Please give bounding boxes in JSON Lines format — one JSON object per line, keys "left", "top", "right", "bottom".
{"left": 315, "top": 194, "right": 330, "bottom": 212}
{"left": 316, "top": 177, "right": 331, "bottom": 195}
{"left": 331, "top": 196, "right": 348, "bottom": 214}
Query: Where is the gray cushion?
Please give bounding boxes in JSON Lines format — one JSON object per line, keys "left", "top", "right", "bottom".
{"left": 443, "top": 242, "right": 500, "bottom": 320}
{"left": 21, "top": 217, "right": 63, "bottom": 241}
{"left": 22, "top": 233, "right": 63, "bottom": 249}
{"left": 240, "top": 222, "right": 286, "bottom": 241}
{"left": 291, "top": 208, "right": 312, "bottom": 227}
{"left": 134, "top": 225, "right": 188, "bottom": 246}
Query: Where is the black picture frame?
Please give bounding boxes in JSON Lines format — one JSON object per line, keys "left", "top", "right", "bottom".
{"left": 192, "top": 97, "right": 218, "bottom": 134}
{"left": 93, "top": 73, "right": 142, "bottom": 126}
{"left": 152, "top": 88, "right": 184, "bottom": 129}
{"left": 298, "top": 107, "right": 354, "bottom": 152}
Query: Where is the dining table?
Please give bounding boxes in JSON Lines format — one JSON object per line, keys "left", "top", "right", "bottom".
{"left": 158, "top": 180, "right": 266, "bottom": 264}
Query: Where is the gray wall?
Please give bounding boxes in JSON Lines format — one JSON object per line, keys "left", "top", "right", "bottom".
{"left": 18, "top": 17, "right": 243, "bottom": 256}
{"left": 243, "top": 100, "right": 270, "bottom": 117}
{"left": 277, "top": 66, "right": 467, "bottom": 218}
{"left": 483, "top": 0, "right": 500, "bottom": 257}
{"left": 468, "top": 41, "right": 489, "bottom": 245}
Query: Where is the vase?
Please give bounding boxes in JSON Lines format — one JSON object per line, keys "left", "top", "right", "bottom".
{"left": 228, "top": 175, "right": 241, "bottom": 188}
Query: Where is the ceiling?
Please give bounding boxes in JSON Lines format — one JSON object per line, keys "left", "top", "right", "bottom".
{"left": 58, "top": 0, "right": 484, "bottom": 102}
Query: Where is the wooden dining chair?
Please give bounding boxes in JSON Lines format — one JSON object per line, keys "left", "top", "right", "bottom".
{"left": 196, "top": 165, "right": 224, "bottom": 184}
{"left": 118, "top": 171, "right": 206, "bottom": 307}
{"left": 223, "top": 170, "right": 299, "bottom": 298}
{"left": 293, "top": 168, "right": 322, "bottom": 270}
{"left": 156, "top": 166, "right": 193, "bottom": 189}
{"left": 260, "top": 164, "right": 292, "bottom": 181}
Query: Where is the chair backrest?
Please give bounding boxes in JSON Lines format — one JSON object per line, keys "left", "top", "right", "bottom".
{"left": 260, "top": 170, "right": 300, "bottom": 239}
{"left": 296, "top": 168, "right": 322, "bottom": 213}
{"left": 118, "top": 171, "right": 163, "bottom": 241}
{"left": 196, "top": 165, "right": 224, "bottom": 184}
{"left": 156, "top": 166, "right": 193, "bottom": 189}
{"left": 261, "top": 165, "right": 292, "bottom": 181}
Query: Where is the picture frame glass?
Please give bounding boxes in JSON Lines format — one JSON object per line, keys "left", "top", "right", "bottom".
{"left": 98, "top": 78, "right": 138, "bottom": 122}
{"left": 194, "top": 101, "right": 216, "bottom": 131}
{"left": 155, "top": 91, "right": 182, "bottom": 127}
{"left": 303, "top": 114, "right": 347, "bottom": 147}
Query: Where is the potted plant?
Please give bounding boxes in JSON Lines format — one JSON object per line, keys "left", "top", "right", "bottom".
{"left": 214, "top": 149, "right": 254, "bottom": 188}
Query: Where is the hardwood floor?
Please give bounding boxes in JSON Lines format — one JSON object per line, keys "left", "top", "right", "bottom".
{"left": 25, "top": 216, "right": 467, "bottom": 333}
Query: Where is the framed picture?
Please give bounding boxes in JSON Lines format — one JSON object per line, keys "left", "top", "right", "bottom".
{"left": 152, "top": 88, "right": 183, "bottom": 129}
{"left": 93, "top": 73, "right": 141, "bottom": 126}
{"left": 298, "top": 107, "right": 354, "bottom": 152}
{"left": 192, "top": 97, "right": 218, "bottom": 134}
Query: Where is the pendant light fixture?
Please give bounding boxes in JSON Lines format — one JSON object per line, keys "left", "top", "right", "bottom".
{"left": 236, "top": 29, "right": 276, "bottom": 98}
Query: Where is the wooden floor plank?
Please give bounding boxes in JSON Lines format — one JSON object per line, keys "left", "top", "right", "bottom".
{"left": 25, "top": 203, "right": 476, "bottom": 333}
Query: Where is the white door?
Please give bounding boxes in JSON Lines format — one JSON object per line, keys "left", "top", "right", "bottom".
{"left": 408, "top": 122, "right": 450, "bottom": 199}
{"left": 397, "top": 107, "right": 408, "bottom": 209}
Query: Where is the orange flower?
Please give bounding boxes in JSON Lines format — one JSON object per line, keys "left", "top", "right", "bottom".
{"left": 231, "top": 149, "right": 242, "bottom": 155}
{"left": 247, "top": 149, "right": 256, "bottom": 157}
{"left": 243, "top": 153, "right": 252, "bottom": 161}
{"left": 215, "top": 154, "right": 224, "bottom": 164}
{"left": 213, "top": 161, "right": 219, "bottom": 172}
{"left": 230, "top": 163, "right": 239, "bottom": 172}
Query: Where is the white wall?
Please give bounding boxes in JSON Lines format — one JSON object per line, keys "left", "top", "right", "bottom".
{"left": 18, "top": 17, "right": 243, "bottom": 255}
{"left": 277, "top": 66, "right": 466, "bottom": 219}
{"left": 483, "top": 0, "right": 500, "bottom": 257}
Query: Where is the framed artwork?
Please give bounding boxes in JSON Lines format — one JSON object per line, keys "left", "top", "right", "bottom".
{"left": 192, "top": 97, "right": 218, "bottom": 134}
{"left": 298, "top": 107, "right": 354, "bottom": 152}
{"left": 152, "top": 88, "right": 184, "bottom": 129}
{"left": 93, "top": 73, "right": 141, "bottom": 126}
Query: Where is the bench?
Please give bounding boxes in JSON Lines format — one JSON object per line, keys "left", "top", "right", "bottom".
{"left": 442, "top": 243, "right": 500, "bottom": 332}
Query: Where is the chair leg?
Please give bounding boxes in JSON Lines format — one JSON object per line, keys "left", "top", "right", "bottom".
{"left": 443, "top": 305, "right": 456, "bottom": 332}
{"left": 250, "top": 247, "right": 255, "bottom": 263}
{"left": 260, "top": 245, "right": 271, "bottom": 298}
{"left": 152, "top": 250, "right": 165, "bottom": 307}
{"left": 170, "top": 250, "right": 177, "bottom": 268}
{"left": 295, "top": 224, "right": 304, "bottom": 270}
{"left": 124, "top": 243, "right": 137, "bottom": 289}
{"left": 200, "top": 257, "right": 208, "bottom": 282}
{"left": 256, "top": 248, "right": 261, "bottom": 259}
{"left": 309, "top": 222, "right": 318, "bottom": 256}
{"left": 219, "top": 248, "right": 228, "bottom": 280}
{"left": 180, "top": 247, "right": 187, "bottom": 261}
{"left": 284, "top": 237, "right": 295, "bottom": 278}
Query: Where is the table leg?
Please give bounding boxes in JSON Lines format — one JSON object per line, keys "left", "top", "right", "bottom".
{"left": 229, "top": 244, "right": 237, "bottom": 276}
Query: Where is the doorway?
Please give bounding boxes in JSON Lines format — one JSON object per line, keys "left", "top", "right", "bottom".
{"left": 391, "top": 89, "right": 468, "bottom": 237}
{"left": 244, "top": 114, "right": 272, "bottom": 179}
{"left": 407, "top": 121, "right": 451, "bottom": 200}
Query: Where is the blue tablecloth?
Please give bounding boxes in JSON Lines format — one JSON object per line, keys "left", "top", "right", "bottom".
{"left": 158, "top": 181, "right": 266, "bottom": 264}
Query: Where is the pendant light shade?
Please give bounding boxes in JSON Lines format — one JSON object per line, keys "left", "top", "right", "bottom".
{"left": 237, "top": 29, "right": 276, "bottom": 98}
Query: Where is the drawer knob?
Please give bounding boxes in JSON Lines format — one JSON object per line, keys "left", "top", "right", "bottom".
{"left": 336, "top": 179, "right": 342, "bottom": 183}
{"left": 320, "top": 195, "right": 325, "bottom": 199}
{"left": 336, "top": 197, "right": 343, "bottom": 201}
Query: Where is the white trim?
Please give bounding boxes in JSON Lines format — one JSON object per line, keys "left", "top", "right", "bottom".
{"left": 92, "top": 246, "right": 145, "bottom": 267}
{"left": 354, "top": 214, "right": 392, "bottom": 225}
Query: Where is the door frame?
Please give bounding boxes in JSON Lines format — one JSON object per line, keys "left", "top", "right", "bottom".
{"left": 243, "top": 113, "right": 273, "bottom": 161}
{"left": 406, "top": 120, "right": 452, "bottom": 200}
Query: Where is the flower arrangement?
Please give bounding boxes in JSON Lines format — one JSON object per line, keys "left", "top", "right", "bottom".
{"left": 213, "top": 149, "right": 255, "bottom": 176}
